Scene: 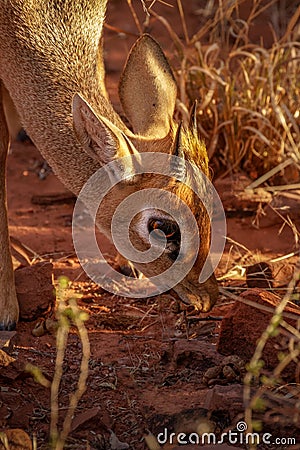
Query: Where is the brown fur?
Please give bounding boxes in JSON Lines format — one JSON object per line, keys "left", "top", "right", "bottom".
{"left": 0, "top": 0, "right": 218, "bottom": 329}
{"left": 0, "top": 81, "right": 19, "bottom": 329}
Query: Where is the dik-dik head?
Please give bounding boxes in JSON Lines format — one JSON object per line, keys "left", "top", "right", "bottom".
{"left": 72, "top": 35, "right": 225, "bottom": 312}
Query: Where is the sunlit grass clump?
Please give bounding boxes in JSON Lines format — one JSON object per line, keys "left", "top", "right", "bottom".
{"left": 148, "top": 0, "right": 300, "bottom": 179}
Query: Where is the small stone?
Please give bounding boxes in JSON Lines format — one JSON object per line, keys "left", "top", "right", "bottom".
{"left": 0, "top": 331, "right": 17, "bottom": 354}
{"left": 203, "top": 366, "right": 222, "bottom": 384}
{"left": 222, "top": 365, "right": 237, "bottom": 381}
{"left": 0, "top": 349, "right": 15, "bottom": 368}
{"left": 217, "top": 288, "right": 300, "bottom": 381}
{"left": 246, "top": 262, "right": 273, "bottom": 289}
{"left": 15, "top": 262, "right": 54, "bottom": 321}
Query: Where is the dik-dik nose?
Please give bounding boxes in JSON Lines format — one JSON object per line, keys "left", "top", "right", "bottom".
{"left": 173, "top": 273, "right": 219, "bottom": 312}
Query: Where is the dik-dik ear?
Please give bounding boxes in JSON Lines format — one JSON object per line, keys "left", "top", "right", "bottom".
{"left": 72, "top": 93, "right": 137, "bottom": 182}
{"left": 119, "top": 34, "right": 177, "bottom": 139}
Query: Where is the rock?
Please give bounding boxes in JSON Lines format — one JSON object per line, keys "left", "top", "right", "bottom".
{"left": 246, "top": 262, "right": 273, "bottom": 289}
{"left": 203, "top": 355, "right": 245, "bottom": 386}
{"left": 203, "top": 385, "right": 244, "bottom": 418}
{"left": 214, "top": 175, "right": 272, "bottom": 217}
{"left": 215, "top": 176, "right": 300, "bottom": 225}
{"left": 217, "top": 289, "right": 300, "bottom": 380}
{"left": 15, "top": 262, "right": 54, "bottom": 321}
{"left": 0, "top": 349, "right": 15, "bottom": 368}
{"left": 71, "top": 407, "right": 102, "bottom": 432}
{"left": 256, "top": 194, "right": 300, "bottom": 227}
{"left": 147, "top": 389, "right": 245, "bottom": 449}
{"left": 0, "top": 331, "right": 17, "bottom": 354}
{"left": 168, "top": 339, "right": 223, "bottom": 370}
{"left": 150, "top": 409, "right": 217, "bottom": 448}
{"left": 0, "top": 362, "right": 22, "bottom": 381}
{"left": 32, "top": 318, "right": 58, "bottom": 337}
{"left": 245, "top": 261, "right": 295, "bottom": 289}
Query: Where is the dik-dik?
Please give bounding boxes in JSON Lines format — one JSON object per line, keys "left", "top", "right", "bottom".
{"left": 0, "top": 0, "right": 219, "bottom": 331}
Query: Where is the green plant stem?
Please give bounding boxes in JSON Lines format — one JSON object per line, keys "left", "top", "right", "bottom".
{"left": 244, "top": 261, "right": 300, "bottom": 448}
{"left": 58, "top": 300, "right": 90, "bottom": 448}
{"left": 50, "top": 316, "right": 69, "bottom": 448}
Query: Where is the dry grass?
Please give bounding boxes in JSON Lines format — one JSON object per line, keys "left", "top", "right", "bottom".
{"left": 140, "top": 0, "right": 300, "bottom": 179}
{"left": 16, "top": 3, "right": 299, "bottom": 448}
{"left": 131, "top": 1, "right": 300, "bottom": 443}
{"left": 243, "top": 263, "right": 300, "bottom": 448}
{"left": 49, "top": 277, "right": 90, "bottom": 450}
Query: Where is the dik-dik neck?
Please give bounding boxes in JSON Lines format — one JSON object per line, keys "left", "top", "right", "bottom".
{"left": 0, "top": 0, "right": 124, "bottom": 195}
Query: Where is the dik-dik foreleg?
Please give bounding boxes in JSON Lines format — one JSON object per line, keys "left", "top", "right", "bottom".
{"left": 0, "top": 82, "right": 19, "bottom": 330}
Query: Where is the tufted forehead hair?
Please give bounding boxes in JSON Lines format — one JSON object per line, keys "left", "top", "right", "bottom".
{"left": 170, "top": 124, "right": 209, "bottom": 177}
{"left": 131, "top": 122, "right": 210, "bottom": 179}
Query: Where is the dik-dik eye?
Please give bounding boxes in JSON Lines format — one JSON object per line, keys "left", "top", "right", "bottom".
{"left": 148, "top": 218, "right": 180, "bottom": 242}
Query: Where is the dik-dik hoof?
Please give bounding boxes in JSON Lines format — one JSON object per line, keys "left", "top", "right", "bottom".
{"left": 119, "top": 264, "right": 140, "bottom": 278}
{"left": 17, "top": 128, "right": 32, "bottom": 144}
{"left": 116, "top": 253, "right": 141, "bottom": 278}
{"left": 0, "top": 295, "right": 19, "bottom": 331}
{"left": 173, "top": 274, "right": 219, "bottom": 312}
{"left": 0, "top": 319, "right": 17, "bottom": 331}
